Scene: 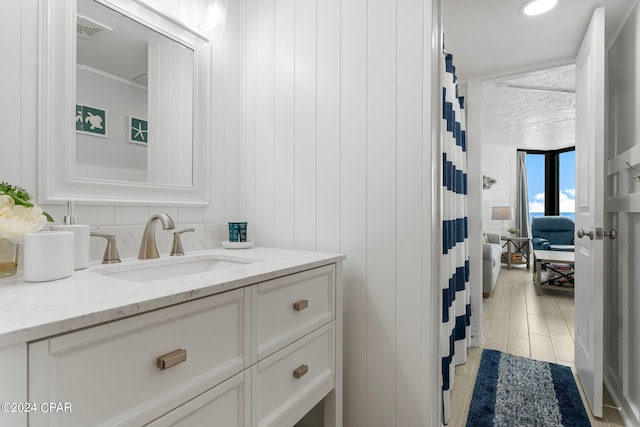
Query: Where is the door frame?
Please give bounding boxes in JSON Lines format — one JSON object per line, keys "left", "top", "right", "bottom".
{"left": 466, "top": 59, "right": 576, "bottom": 348}
{"left": 427, "top": 0, "right": 444, "bottom": 425}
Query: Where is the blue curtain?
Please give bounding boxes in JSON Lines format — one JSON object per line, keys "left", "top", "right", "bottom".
{"left": 441, "top": 51, "right": 471, "bottom": 425}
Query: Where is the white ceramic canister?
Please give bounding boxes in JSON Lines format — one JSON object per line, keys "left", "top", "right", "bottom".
{"left": 23, "top": 231, "right": 74, "bottom": 282}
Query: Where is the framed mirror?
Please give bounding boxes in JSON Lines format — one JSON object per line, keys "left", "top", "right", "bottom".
{"left": 38, "top": 0, "right": 211, "bottom": 206}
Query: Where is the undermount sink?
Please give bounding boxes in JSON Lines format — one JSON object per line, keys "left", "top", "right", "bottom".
{"left": 92, "top": 254, "right": 256, "bottom": 283}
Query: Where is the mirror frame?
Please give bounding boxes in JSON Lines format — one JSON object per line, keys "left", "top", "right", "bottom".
{"left": 38, "top": 0, "right": 211, "bottom": 206}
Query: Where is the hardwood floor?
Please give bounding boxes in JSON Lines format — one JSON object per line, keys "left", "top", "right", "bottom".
{"left": 448, "top": 265, "right": 626, "bottom": 426}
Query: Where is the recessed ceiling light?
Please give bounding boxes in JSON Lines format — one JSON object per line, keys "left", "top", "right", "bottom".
{"left": 520, "top": 0, "right": 558, "bottom": 16}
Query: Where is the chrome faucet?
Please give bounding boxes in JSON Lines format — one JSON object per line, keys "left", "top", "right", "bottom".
{"left": 138, "top": 213, "right": 176, "bottom": 259}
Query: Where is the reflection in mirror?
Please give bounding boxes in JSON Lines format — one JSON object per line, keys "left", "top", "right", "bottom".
{"left": 75, "top": 0, "right": 194, "bottom": 186}
{"left": 39, "top": 0, "right": 210, "bottom": 206}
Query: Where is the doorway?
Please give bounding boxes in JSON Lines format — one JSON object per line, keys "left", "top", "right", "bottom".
{"left": 478, "top": 63, "right": 577, "bottom": 338}
{"left": 442, "top": 1, "right": 638, "bottom": 424}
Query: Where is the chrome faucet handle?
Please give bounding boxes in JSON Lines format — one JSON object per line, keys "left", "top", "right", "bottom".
{"left": 90, "top": 232, "right": 121, "bottom": 264}
{"left": 170, "top": 228, "right": 195, "bottom": 256}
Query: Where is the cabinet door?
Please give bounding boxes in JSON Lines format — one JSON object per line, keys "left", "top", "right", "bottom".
{"left": 29, "top": 289, "right": 249, "bottom": 427}
{"left": 146, "top": 371, "right": 250, "bottom": 427}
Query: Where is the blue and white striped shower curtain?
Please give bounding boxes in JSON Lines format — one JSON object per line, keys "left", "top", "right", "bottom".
{"left": 441, "top": 51, "right": 471, "bottom": 425}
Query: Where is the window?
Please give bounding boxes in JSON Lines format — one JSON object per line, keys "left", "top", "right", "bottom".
{"left": 524, "top": 148, "right": 575, "bottom": 225}
{"left": 559, "top": 150, "right": 575, "bottom": 221}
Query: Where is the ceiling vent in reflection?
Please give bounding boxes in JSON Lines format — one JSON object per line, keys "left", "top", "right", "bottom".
{"left": 129, "top": 71, "right": 148, "bottom": 87}
{"left": 77, "top": 16, "right": 112, "bottom": 41}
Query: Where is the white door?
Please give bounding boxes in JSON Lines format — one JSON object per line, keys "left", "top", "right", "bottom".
{"left": 574, "top": 7, "right": 606, "bottom": 418}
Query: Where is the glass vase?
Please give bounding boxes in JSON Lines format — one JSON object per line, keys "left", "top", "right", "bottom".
{"left": 0, "top": 239, "right": 18, "bottom": 279}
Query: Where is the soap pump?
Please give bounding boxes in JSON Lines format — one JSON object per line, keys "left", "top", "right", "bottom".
{"left": 51, "top": 200, "right": 90, "bottom": 270}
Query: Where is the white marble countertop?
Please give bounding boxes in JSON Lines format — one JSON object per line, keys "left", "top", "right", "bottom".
{"left": 0, "top": 247, "right": 345, "bottom": 348}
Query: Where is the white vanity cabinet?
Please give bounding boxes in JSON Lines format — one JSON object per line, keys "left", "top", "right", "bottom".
{"left": 25, "top": 262, "right": 341, "bottom": 427}
{"left": 252, "top": 265, "right": 336, "bottom": 427}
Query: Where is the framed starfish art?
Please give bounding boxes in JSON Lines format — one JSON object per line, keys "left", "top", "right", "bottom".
{"left": 128, "top": 115, "right": 148, "bottom": 146}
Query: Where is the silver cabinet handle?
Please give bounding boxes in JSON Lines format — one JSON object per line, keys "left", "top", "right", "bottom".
{"left": 293, "top": 300, "right": 309, "bottom": 311}
{"left": 293, "top": 364, "right": 308, "bottom": 379}
{"left": 577, "top": 228, "right": 594, "bottom": 240}
{"left": 157, "top": 349, "right": 187, "bottom": 370}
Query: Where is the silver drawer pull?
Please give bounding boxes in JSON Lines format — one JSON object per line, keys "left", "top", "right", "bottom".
{"left": 157, "top": 349, "right": 187, "bottom": 370}
{"left": 293, "top": 364, "right": 309, "bottom": 379}
{"left": 293, "top": 299, "right": 309, "bottom": 311}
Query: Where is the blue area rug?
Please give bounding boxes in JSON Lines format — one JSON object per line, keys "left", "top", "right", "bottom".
{"left": 466, "top": 349, "right": 591, "bottom": 426}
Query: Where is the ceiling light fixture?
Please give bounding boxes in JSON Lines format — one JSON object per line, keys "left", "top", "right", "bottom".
{"left": 520, "top": 0, "right": 558, "bottom": 16}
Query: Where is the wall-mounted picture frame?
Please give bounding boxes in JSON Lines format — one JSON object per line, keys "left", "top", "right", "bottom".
{"left": 76, "top": 104, "right": 108, "bottom": 138}
{"left": 128, "top": 115, "right": 148, "bottom": 146}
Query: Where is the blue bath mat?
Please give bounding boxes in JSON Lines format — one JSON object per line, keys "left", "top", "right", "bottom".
{"left": 466, "top": 349, "right": 591, "bottom": 426}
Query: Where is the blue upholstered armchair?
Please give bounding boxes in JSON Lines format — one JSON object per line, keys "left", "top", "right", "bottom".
{"left": 531, "top": 216, "right": 575, "bottom": 252}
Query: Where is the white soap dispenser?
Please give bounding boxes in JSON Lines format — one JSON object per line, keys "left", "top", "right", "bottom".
{"left": 51, "top": 200, "right": 90, "bottom": 270}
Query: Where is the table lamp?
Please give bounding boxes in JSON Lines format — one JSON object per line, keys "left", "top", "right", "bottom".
{"left": 491, "top": 206, "right": 514, "bottom": 237}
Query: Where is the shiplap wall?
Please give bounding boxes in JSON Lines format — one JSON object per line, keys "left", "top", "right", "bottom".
{"left": 148, "top": 38, "right": 194, "bottom": 187}
{"left": 481, "top": 146, "right": 517, "bottom": 235}
{"left": 2, "top": 0, "right": 441, "bottom": 423}
{"left": 604, "top": 2, "right": 640, "bottom": 425}
{"left": 243, "top": 0, "right": 439, "bottom": 425}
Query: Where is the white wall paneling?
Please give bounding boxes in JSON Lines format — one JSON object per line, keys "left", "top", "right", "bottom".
{"left": 466, "top": 78, "right": 484, "bottom": 347}
{"left": 339, "top": 0, "right": 369, "bottom": 424}
{"left": 603, "top": 4, "right": 640, "bottom": 423}
{"left": 366, "top": 2, "right": 404, "bottom": 426}
{"left": 207, "top": 0, "right": 232, "bottom": 224}
{"left": 273, "top": 0, "right": 295, "bottom": 249}
{"left": 293, "top": 0, "right": 318, "bottom": 252}
{"left": 481, "top": 146, "right": 517, "bottom": 235}
{"left": 244, "top": 0, "right": 258, "bottom": 239}
{"left": 243, "top": 0, "right": 439, "bottom": 425}
{"left": 254, "top": 0, "right": 275, "bottom": 246}
{"left": 316, "top": 0, "right": 341, "bottom": 254}
{"left": 366, "top": 0, "right": 397, "bottom": 425}
{"left": 396, "top": 0, "right": 426, "bottom": 423}
{"left": 147, "top": 38, "right": 194, "bottom": 186}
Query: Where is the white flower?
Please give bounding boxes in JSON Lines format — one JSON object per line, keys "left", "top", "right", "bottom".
{"left": 0, "top": 195, "right": 47, "bottom": 243}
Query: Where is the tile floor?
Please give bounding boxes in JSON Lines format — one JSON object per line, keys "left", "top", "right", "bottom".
{"left": 448, "top": 264, "right": 626, "bottom": 427}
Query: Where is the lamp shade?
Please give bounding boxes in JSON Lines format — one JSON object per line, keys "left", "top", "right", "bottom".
{"left": 491, "top": 206, "right": 514, "bottom": 221}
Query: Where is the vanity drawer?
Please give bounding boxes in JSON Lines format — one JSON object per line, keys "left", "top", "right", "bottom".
{"left": 252, "top": 322, "right": 335, "bottom": 427}
{"left": 253, "top": 265, "right": 334, "bottom": 361}
{"left": 146, "top": 371, "right": 250, "bottom": 427}
{"left": 29, "top": 288, "right": 249, "bottom": 427}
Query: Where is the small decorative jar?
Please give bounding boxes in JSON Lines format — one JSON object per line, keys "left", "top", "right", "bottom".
{"left": 0, "top": 239, "right": 18, "bottom": 279}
